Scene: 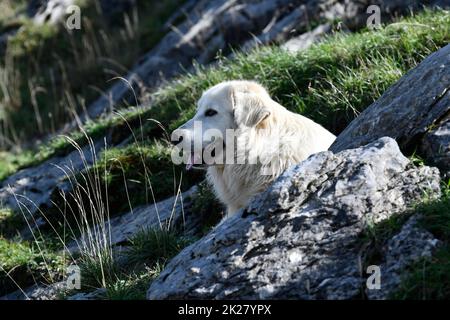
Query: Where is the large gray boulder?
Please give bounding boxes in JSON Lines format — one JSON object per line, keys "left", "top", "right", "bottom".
{"left": 330, "top": 44, "right": 450, "bottom": 178}
{"left": 147, "top": 137, "right": 441, "bottom": 299}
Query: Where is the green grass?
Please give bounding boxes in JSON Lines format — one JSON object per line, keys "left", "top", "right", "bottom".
{"left": 0, "top": 150, "right": 37, "bottom": 181}
{"left": 125, "top": 228, "right": 193, "bottom": 268}
{"left": 105, "top": 263, "right": 163, "bottom": 300}
{"left": 0, "top": 107, "right": 149, "bottom": 181}
{"left": 78, "top": 249, "right": 118, "bottom": 291}
{"left": 108, "top": 228, "right": 193, "bottom": 300}
{"left": 392, "top": 182, "right": 450, "bottom": 299}
{"left": 0, "top": 0, "right": 184, "bottom": 147}
{"left": 0, "top": 207, "right": 25, "bottom": 237}
{"left": 36, "top": 140, "right": 204, "bottom": 233}
{"left": 6, "top": 19, "right": 57, "bottom": 56}
{"left": 1, "top": 9, "right": 450, "bottom": 299}
{"left": 0, "top": 237, "right": 66, "bottom": 296}
{"left": 76, "top": 227, "right": 191, "bottom": 299}
{"left": 63, "top": 8, "right": 450, "bottom": 214}
{"left": 88, "top": 141, "right": 202, "bottom": 212}
{"left": 3, "top": 9, "right": 449, "bottom": 184}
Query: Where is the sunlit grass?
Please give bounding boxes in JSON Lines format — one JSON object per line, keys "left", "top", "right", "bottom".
{"left": 0, "top": 237, "right": 66, "bottom": 296}
{"left": 1, "top": 9, "right": 449, "bottom": 299}
{"left": 3, "top": 9, "right": 449, "bottom": 182}
{"left": 0, "top": 0, "right": 183, "bottom": 148}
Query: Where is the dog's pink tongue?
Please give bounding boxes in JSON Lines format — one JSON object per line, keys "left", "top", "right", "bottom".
{"left": 186, "top": 154, "right": 195, "bottom": 171}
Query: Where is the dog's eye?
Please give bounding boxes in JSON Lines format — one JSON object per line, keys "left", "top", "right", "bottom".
{"left": 204, "top": 109, "right": 218, "bottom": 117}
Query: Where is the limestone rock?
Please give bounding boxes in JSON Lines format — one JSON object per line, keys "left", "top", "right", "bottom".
{"left": 0, "top": 140, "right": 104, "bottom": 219}
{"left": 366, "top": 215, "right": 440, "bottom": 300}
{"left": 147, "top": 137, "right": 441, "bottom": 299}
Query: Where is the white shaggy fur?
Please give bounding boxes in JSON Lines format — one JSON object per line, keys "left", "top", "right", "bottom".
{"left": 173, "top": 81, "right": 336, "bottom": 217}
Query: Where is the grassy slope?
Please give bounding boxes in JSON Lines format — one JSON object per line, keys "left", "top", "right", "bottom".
{"left": 0, "top": 0, "right": 183, "bottom": 148}
{"left": 48, "top": 9, "right": 450, "bottom": 217}
{"left": 0, "top": 9, "right": 449, "bottom": 299}
{"left": 0, "top": 237, "right": 66, "bottom": 296}
{"left": 2, "top": 9, "right": 449, "bottom": 182}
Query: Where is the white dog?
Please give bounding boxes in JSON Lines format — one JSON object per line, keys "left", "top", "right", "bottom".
{"left": 172, "top": 81, "right": 336, "bottom": 217}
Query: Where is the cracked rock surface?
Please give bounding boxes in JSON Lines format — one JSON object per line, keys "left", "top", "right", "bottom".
{"left": 147, "top": 137, "right": 441, "bottom": 299}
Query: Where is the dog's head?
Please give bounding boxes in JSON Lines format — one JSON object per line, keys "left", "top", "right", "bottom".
{"left": 172, "top": 81, "right": 273, "bottom": 169}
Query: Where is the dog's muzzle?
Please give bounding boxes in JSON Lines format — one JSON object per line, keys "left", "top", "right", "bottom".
{"left": 185, "top": 141, "right": 224, "bottom": 171}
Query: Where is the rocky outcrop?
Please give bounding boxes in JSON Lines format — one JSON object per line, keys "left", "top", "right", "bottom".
{"left": 147, "top": 137, "right": 441, "bottom": 299}
{"left": 281, "top": 23, "right": 331, "bottom": 53}
{"left": 0, "top": 281, "right": 66, "bottom": 301}
{"left": 0, "top": 140, "right": 104, "bottom": 222}
{"left": 330, "top": 44, "right": 450, "bottom": 178}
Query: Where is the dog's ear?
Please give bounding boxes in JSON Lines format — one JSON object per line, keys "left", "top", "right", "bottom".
{"left": 230, "top": 87, "right": 271, "bottom": 128}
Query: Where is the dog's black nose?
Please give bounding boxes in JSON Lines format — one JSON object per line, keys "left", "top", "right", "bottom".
{"left": 171, "top": 135, "right": 183, "bottom": 146}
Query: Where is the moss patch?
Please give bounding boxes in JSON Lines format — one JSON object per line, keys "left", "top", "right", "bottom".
{"left": 0, "top": 238, "right": 66, "bottom": 296}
